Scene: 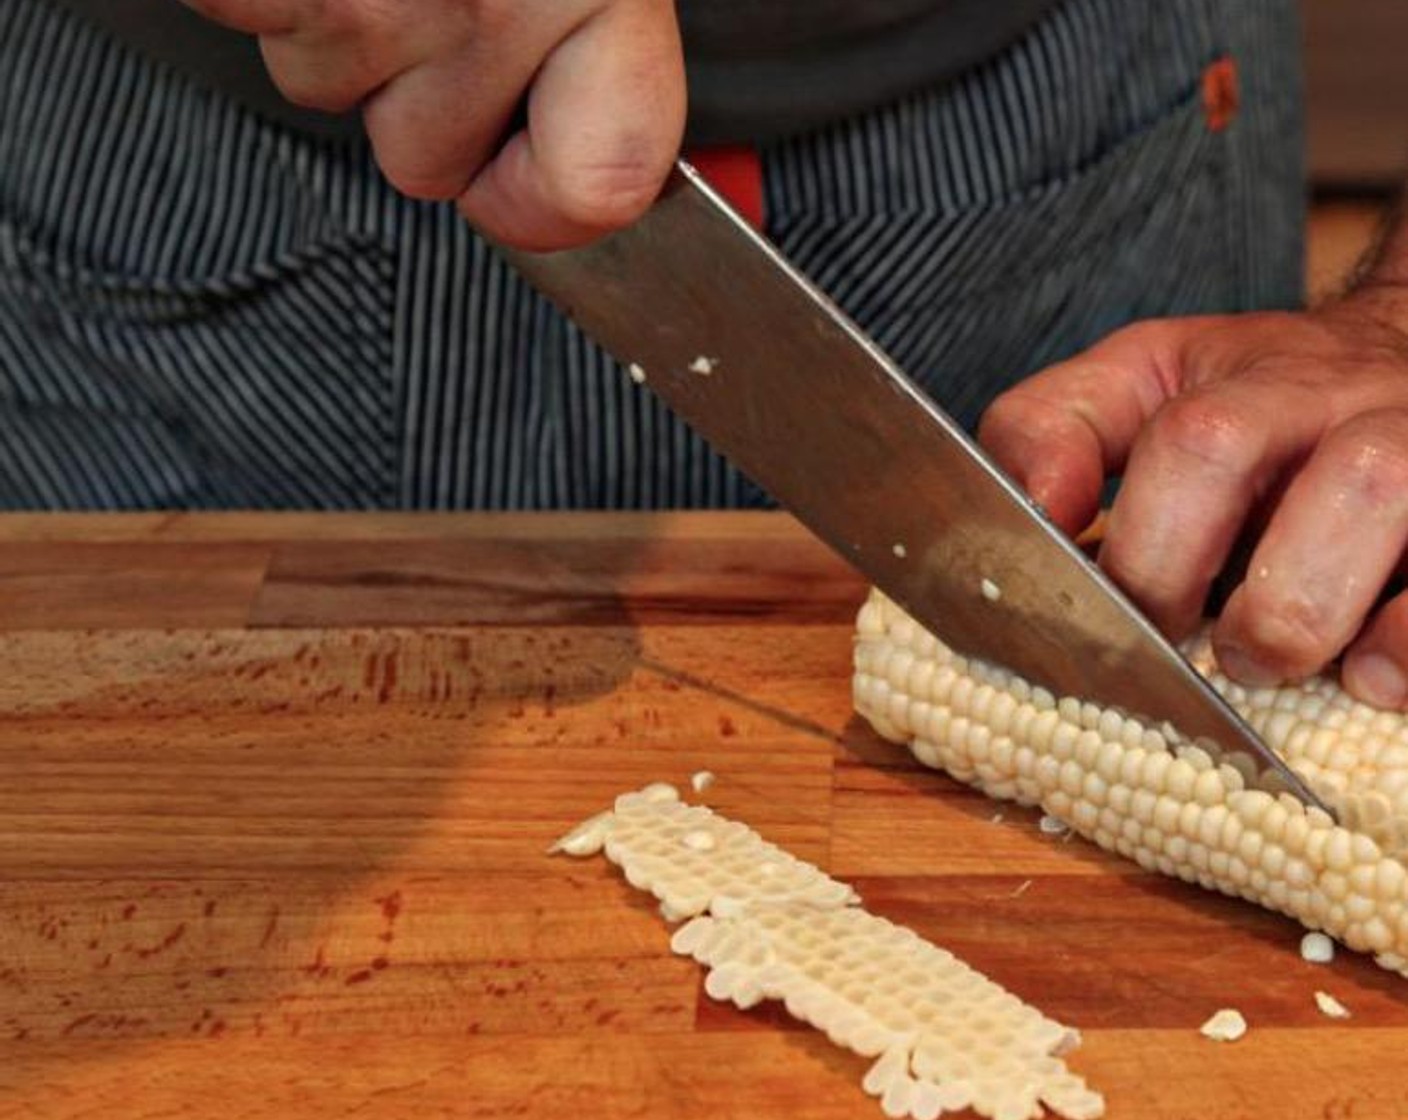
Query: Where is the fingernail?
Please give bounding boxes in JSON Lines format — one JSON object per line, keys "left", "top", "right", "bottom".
{"left": 1215, "top": 645, "right": 1283, "bottom": 688}
{"left": 1344, "top": 653, "right": 1407, "bottom": 709}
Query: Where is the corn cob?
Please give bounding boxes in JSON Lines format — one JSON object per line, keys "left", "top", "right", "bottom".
{"left": 853, "top": 590, "right": 1408, "bottom": 977}
{"left": 558, "top": 784, "right": 1105, "bottom": 1120}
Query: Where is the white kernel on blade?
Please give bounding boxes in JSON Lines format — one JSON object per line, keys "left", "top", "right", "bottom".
{"left": 628, "top": 362, "right": 648, "bottom": 384}
{"left": 691, "top": 770, "right": 716, "bottom": 793}
{"left": 1199, "top": 1008, "right": 1247, "bottom": 1042}
{"left": 1300, "top": 931, "right": 1335, "bottom": 963}
{"left": 1039, "top": 814, "right": 1071, "bottom": 836}
{"left": 980, "top": 578, "right": 1002, "bottom": 602}
{"left": 892, "top": 543, "right": 908, "bottom": 559}
{"left": 1314, "top": 990, "right": 1351, "bottom": 1019}
{"left": 688, "top": 355, "right": 718, "bottom": 375}
{"left": 681, "top": 829, "right": 717, "bottom": 852}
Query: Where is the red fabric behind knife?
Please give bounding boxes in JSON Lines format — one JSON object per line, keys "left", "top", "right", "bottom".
{"left": 685, "top": 146, "right": 765, "bottom": 230}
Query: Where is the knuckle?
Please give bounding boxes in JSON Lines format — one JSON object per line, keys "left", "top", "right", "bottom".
{"left": 977, "top": 390, "right": 1034, "bottom": 439}
{"left": 1105, "top": 317, "right": 1181, "bottom": 352}
{"left": 262, "top": 44, "right": 373, "bottom": 111}
{"left": 981, "top": 384, "right": 1078, "bottom": 447}
{"left": 364, "top": 114, "right": 479, "bottom": 201}
{"left": 267, "top": 70, "right": 363, "bottom": 112}
{"left": 1099, "top": 316, "right": 1204, "bottom": 379}
{"left": 260, "top": 2, "right": 395, "bottom": 111}
{"left": 1233, "top": 591, "right": 1334, "bottom": 678}
{"left": 1100, "top": 539, "right": 1184, "bottom": 620}
{"left": 1324, "top": 411, "right": 1408, "bottom": 508}
{"left": 1148, "top": 394, "right": 1260, "bottom": 476}
{"left": 551, "top": 157, "right": 668, "bottom": 230}
{"left": 377, "top": 158, "right": 465, "bottom": 201}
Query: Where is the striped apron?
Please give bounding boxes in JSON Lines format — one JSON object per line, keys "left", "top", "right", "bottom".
{"left": 0, "top": 0, "right": 1303, "bottom": 510}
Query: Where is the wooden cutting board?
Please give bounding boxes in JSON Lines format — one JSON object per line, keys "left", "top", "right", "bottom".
{"left": 0, "top": 511, "right": 1403, "bottom": 1120}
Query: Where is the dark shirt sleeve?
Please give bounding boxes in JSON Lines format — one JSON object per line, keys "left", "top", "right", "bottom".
{"left": 53, "top": 0, "right": 1055, "bottom": 146}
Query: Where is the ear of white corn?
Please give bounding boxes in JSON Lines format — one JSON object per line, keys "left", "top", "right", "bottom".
{"left": 558, "top": 784, "right": 1106, "bottom": 1120}
{"left": 853, "top": 590, "right": 1408, "bottom": 978}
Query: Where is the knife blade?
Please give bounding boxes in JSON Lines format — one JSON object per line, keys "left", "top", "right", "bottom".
{"left": 498, "top": 160, "right": 1330, "bottom": 815}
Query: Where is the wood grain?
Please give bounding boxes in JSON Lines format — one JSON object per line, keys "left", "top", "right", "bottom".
{"left": 0, "top": 542, "right": 271, "bottom": 629}
{"left": 0, "top": 512, "right": 1403, "bottom": 1120}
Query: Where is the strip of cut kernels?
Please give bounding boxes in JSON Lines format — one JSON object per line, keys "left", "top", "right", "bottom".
{"left": 558, "top": 784, "right": 1104, "bottom": 1120}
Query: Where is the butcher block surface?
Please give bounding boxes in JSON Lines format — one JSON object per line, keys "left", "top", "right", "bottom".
{"left": 0, "top": 511, "right": 1404, "bottom": 1120}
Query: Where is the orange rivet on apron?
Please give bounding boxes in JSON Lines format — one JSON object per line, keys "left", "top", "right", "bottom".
{"left": 1202, "top": 56, "right": 1239, "bottom": 133}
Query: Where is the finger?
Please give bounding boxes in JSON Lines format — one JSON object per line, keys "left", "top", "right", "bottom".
{"left": 178, "top": 0, "right": 301, "bottom": 34}
{"left": 1101, "top": 377, "right": 1333, "bottom": 641}
{"left": 458, "top": 0, "right": 686, "bottom": 250}
{"left": 976, "top": 360, "right": 1117, "bottom": 536}
{"left": 260, "top": 35, "right": 403, "bottom": 112}
{"left": 978, "top": 319, "right": 1206, "bottom": 536}
{"left": 259, "top": 2, "right": 460, "bottom": 114}
{"left": 360, "top": 18, "right": 555, "bottom": 199}
{"left": 1343, "top": 592, "right": 1408, "bottom": 709}
{"left": 1212, "top": 409, "right": 1408, "bottom": 685}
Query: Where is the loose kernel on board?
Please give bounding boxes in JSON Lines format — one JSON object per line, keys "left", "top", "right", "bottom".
{"left": 1314, "top": 991, "right": 1351, "bottom": 1019}
{"left": 1199, "top": 1008, "right": 1247, "bottom": 1042}
{"left": 548, "top": 812, "right": 613, "bottom": 857}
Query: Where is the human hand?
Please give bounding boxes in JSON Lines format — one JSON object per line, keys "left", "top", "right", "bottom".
{"left": 182, "top": 0, "right": 686, "bottom": 250}
{"left": 978, "top": 288, "right": 1408, "bottom": 707}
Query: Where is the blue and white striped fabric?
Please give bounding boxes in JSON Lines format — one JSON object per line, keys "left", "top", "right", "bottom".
{"left": 0, "top": 0, "right": 1303, "bottom": 510}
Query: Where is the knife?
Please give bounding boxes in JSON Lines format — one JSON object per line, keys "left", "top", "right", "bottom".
{"left": 498, "top": 160, "right": 1330, "bottom": 815}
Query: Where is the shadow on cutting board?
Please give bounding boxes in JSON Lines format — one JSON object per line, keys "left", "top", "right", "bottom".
{"left": 0, "top": 620, "right": 642, "bottom": 1076}
{"left": 0, "top": 514, "right": 868, "bottom": 1106}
